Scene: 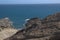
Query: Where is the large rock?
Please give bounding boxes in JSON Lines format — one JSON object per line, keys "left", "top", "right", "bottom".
{"left": 0, "top": 28, "right": 18, "bottom": 40}
{"left": 0, "top": 17, "right": 18, "bottom": 40}
{"left": 0, "top": 17, "right": 14, "bottom": 31}
{"left": 4, "top": 12, "right": 60, "bottom": 40}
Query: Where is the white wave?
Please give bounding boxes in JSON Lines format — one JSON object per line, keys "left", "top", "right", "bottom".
{"left": 25, "top": 19, "right": 30, "bottom": 22}
{"left": 4, "top": 17, "right": 9, "bottom": 19}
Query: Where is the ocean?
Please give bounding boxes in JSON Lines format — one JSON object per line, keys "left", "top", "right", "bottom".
{"left": 0, "top": 4, "right": 60, "bottom": 28}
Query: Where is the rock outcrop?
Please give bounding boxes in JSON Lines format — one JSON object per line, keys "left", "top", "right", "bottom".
{"left": 0, "top": 17, "right": 13, "bottom": 31}
{"left": 4, "top": 12, "right": 60, "bottom": 40}
{"left": 0, "top": 17, "right": 18, "bottom": 40}
{"left": 0, "top": 28, "right": 18, "bottom": 40}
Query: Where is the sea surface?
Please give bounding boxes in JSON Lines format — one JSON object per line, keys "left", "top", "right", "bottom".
{"left": 0, "top": 4, "right": 60, "bottom": 28}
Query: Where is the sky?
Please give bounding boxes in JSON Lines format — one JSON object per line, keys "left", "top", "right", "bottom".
{"left": 0, "top": 0, "right": 60, "bottom": 4}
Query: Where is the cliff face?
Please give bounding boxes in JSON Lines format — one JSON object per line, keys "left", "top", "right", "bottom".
{"left": 0, "top": 17, "right": 18, "bottom": 40}
{"left": 0, "top": 17, "right": 13, "bottom": 31}
{"left": 0, "top": 28, "right": 18, "bottom": 40}
{"left": 4, "top": 13, "right": 60, "bottom": 40}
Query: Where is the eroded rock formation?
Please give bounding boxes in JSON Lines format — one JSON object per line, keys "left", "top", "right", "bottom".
{"left": 0, "top": 17, "right": 14, "bottom": 31}
{"left": 0, "top": 17, "right": 18, "bottom": 40}
{"left": 4, "top": 12, "right": 60, "bottom": 40}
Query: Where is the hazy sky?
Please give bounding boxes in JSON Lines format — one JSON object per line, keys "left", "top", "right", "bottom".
{"left": 0, "top": 0, "right": 60, "bottom": 4}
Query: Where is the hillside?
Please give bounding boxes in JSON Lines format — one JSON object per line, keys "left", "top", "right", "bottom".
{"left": 4, "top": 12, "right": 60, "bottom": 40}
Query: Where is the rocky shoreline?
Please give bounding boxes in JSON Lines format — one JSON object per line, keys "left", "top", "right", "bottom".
{"left": 0, "top": 12, "right": 60, "bottom": 40}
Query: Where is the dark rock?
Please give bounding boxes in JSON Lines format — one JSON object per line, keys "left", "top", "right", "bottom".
{"left": 49, "top": 32, "right": 60, "bottom": 40}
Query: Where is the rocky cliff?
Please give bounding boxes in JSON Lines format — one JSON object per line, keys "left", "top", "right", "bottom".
{"left": 0, "top": 17, "right": 18, "bottom": 40}
{"left": 0, "top": 17, "right": 13, "bottom": 31}
{"left": 4, "top": 12, "right": 60, "bottom": 40}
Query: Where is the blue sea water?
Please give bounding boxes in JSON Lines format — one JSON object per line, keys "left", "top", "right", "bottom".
{"left": 0, "top": 4, "right": 60, "bottom": 28}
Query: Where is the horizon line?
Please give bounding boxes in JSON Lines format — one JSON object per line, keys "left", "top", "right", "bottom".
{"left": 0, "top": 3, "right": 60, "bottom": 5}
